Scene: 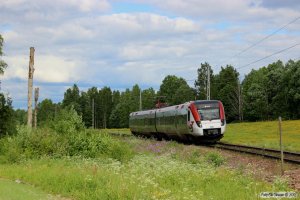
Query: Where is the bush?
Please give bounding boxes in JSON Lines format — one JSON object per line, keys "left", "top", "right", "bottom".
{"left": 0, "top": 127, "right": 134, "bottom": 163}
{"left": 0, "top": 126, "right": 62, "bottom": 163}
{"left": 205, "top": 152, "right": 225, "bottom": 167}
{"left": 50, "top": 106, "right": 84, "bottom": 135}
{"left": 66, "top": 130, "right": 133, "bottom": 161}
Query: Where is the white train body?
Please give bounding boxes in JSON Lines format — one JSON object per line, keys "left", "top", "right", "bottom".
{"left": 129, "top": 100, "right": 226, "bottom": 142}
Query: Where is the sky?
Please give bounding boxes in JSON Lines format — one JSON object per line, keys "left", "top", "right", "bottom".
{"left": 0, "top": 0, "right": 300, "bottom": 109}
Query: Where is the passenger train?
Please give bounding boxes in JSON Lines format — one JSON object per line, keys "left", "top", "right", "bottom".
{"left": 129, "top": 100, "right": 226, "bottom": 143}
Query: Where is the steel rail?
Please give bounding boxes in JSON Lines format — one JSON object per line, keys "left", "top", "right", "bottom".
{"left": 213, "top": 142, "right": 300, "bottom": 164}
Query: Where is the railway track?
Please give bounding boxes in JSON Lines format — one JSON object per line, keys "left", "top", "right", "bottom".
{"left": 108, "top": 132, "right": 300, "bottom": 164}
{"left": 213, "top": 142, "right": 300, "bottom": 164}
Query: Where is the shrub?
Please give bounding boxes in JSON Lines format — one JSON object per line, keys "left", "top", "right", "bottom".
{"left": 186, "top": 149, "right": 201, "bottom": 164}
{"left": 0, "top": 126, "right": 62, "bottom": 163}
{"left": 205, "top": 152, "right": 225, "bottom": 167}
{"left": 0, "top": 126, "right": 134, "bottom": 163}
{"left": 50, "top": 106, "right": 84, "bottom": 135}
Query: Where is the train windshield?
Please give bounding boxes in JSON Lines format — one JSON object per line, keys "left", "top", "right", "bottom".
{"left": 195, "top": 102, "right": 220, "bottom": 121}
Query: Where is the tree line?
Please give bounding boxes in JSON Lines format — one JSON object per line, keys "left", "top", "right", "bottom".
{"left": 1, "top": 33, "right": 300, "bottom": 135}
{"left": 25, "top": 58, "right": 300, "bottom": 129}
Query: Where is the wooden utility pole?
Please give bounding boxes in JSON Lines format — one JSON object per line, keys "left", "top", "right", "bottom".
{"left": 27, "top": 47, "right": 35, "bottom": 127}
{"left": 34, "top": 87, "right": 39, "bottom": 128}
{"left": 139, "top": 89, "right": 142, "bottom": 111}
{"left": 207, "top": 65, "right": 210, "bottom": 100}
{"left": 238, "top": 82, "right": 242, "bottom": 121}
{"left": 278, "top": 116, "right": 284, "bottom": 175}
{"left": 92, "top": 98, "right": 95, "bottom": 129}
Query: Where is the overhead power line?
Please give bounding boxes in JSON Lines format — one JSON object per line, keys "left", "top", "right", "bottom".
{"left": 234, "top": 16, "right": 300, "bottom": 57}
{"left": 185, "top": 17, "right": 300, "bottom": 83}
{"left": 237, "top": 42, "right": 300, "bottom": 70}
{"left": 222, "top": 16, "right": 300, "bottom": 66}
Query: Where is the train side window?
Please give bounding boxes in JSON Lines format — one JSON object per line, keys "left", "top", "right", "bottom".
{"left": 188, "top": 111, "right": 190, "bottom": 121}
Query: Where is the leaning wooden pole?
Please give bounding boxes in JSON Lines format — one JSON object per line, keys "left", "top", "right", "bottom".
{"left": 34, "top": 87, "right": 39, "bottom": 128}
{"left": 27, "top": 47, "right": 35, "bottom": 127}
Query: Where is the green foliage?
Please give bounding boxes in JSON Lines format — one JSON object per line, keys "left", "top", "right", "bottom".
{"left": 0, "top": 34, "right": 8, "bottom": 74}
{"left": 37, "top": 98, "right": 57, "bottom": 126}
{"left": 173, "top": 84, "right": 195, "bottom": 105}
{"left": 204, "top": 152, "right": 225, "bottom": 167}
{"left": 0, "top": 94, "right": 16, "bottom": 136}
{"left": 109, "top": 89, "right": 132, "bottom": 128}
{"left": 62, "top": 84, "right": 81, "bottom": 118}
{"left": 0, "top": 126, "right": 57, "bottom": 163}
{"left": 99, "top": 86, "right": 113, "bottom": 128}
{"left": 50, "top": 106, "right": 85, "bottom": 134}
{"left": 141, "top": 87, "right": 156, "bottom": 109}
{"left": 0, "top": 35, "right": 14, "bottom": 136}
{"left": 59, "top": 59, "right": 300, "bottom": 128}
{"left": 13, "top": 109, "right": 27, "bottom": 125}
{"left": 214, "top": 65, "right": 240, "bottom": 122}
{"left": 0, "top": 126, "right": 133, "bottom": 163}
{"left": 272, "top": 177, "right": 289, "bottom": 191}
{"left": 186, "top": 149, "right": 202, "bottom": 164}
{"left": 284, "top": 60, "right": 300, "bottom": 118}
{"left": 158, "top": 75, "right": 192, "bottom": 105}
{"left": 195, "top": 62, "right": 214, "bottom": 100}
{"left": 242, "top": 60, "right": 300, "bottom": 120}
{"left": 242, "top": 67, "right": 268, "bottom": 120}
{"left": 66, "top": 130, "right": 133, "bottom": 161}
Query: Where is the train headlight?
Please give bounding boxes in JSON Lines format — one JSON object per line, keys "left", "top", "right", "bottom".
{"left": 221, "top": 119, "right": 225, "bottom": 126}
{"left": 196, "top": 121, "right": 202, "bottom": 127}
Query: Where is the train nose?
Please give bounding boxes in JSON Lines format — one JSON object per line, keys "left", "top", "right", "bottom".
{"left": 201, "top": 120, "right": 221, "bottom": 129}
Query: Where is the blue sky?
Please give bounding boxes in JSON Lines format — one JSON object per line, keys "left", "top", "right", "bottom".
{"left": 0, "top": 0, "right": 300, "bottom": 109}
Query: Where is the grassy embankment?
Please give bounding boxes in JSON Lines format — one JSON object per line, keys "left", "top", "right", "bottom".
{"left": 0, "top": 125, "right": 294, "bottom": 200}
{"left": 223, "top": 120, "right": 300, "bottom": 152}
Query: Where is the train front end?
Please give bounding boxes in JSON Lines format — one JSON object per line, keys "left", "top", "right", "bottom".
{"left": 188, "top": 100, "right": 226, "bottom": 142}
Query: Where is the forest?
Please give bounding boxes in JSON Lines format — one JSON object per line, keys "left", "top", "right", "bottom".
{"left": 1, "top": 34, "right": 300, "bottom": 136}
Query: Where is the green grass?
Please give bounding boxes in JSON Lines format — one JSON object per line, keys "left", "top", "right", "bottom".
{"left": 0, "top": 178, "right": 60, "bottom": 200}
{"left": 0, "top": 126, "right": 296, "bottom": 200}
{"left": 223, "top": 120, "right": 300, "bottom": 152}
{"left": 0, "top": 156, "right": 287, "bottom": 200}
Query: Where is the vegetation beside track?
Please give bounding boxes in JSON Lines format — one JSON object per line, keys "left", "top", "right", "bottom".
{"left": 223, "top": 120, "right": 300, "bottom": 152}
{"left": 0, "top": 110, "right": 295, "bottom": 200}
{"left": 0, "top": 127, "right": 292, "bottom": 200}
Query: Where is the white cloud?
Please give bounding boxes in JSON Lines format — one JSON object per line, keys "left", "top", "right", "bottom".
{"left": 1, "top": 0, "right": 110, "bottom": 12}
{"left": 3, "top": 55, "right": 83, "bottom": 83}
{"left": 1, "top": 0, "right": 300, "bottom": 108}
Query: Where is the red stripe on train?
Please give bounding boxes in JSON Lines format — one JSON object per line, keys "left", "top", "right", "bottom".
{"left": 189, "top": 102, "right": 200, "bottom": 122}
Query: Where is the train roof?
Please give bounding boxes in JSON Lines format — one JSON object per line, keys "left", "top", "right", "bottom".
{"left": 129, "top": 100, "right": 222, "bottom": 117}
{"left": 194, "top": 100, "right": 219, "bottom": 104}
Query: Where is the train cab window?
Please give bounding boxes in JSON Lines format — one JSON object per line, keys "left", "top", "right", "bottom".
{"left": 188, "top": 111, "right": 190, "bottom": 121}
{"left": 195, "top": 102, "right": 220, "bottom": 120}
